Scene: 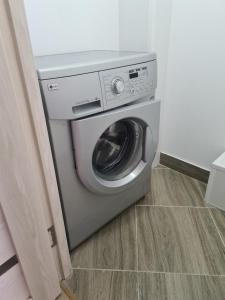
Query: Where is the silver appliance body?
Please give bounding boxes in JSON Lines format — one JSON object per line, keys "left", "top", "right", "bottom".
{"left": 36, "top": 50, "right": 160, "bottom": 250}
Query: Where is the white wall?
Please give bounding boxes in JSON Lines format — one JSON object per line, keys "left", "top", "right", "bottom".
{"left": 119, "top": 0, "right": 149, "bottom": 51}
{"left": 161, "top": 0, "right": 225, "bottom": 170}
{"left": 24, "top": 0, "right": 119, "bottom": 56}
{"left": 149, "top": 0, "right": 173, "bottom": 165}
{"left": 149, "top": 0, "right": 172, "bottom": 101}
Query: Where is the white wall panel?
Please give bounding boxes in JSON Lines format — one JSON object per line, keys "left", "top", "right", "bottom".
{"left": 119, "top": 0, "right": 149, "bottom": 51}
{"left": 24, "top": 0, "right": 119, "bottom": 56}
{"left": 161, "top": 0, "right": 225, "bottom": 169}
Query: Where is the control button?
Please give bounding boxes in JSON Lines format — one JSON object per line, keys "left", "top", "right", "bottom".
{"left": 111, "top": 78, "right": 125, "bottom": 94}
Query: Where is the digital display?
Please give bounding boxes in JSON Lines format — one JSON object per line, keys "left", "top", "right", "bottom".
{"left": 129, "top": 72, "right": 138, "bottom": 79}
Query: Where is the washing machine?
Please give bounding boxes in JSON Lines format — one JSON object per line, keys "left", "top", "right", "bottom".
{"left": 36, "top": 50, "right": 160, "bottom": 250}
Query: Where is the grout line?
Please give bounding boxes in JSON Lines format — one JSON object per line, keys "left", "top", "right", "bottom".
{"left": 134, "top": 206, "right": 140, "bottom": 300}
{"left": 71, "top": 267, "right": 225, "bottom": 277}
{"left": 136, "top": 204, "right": 214, "bottom": 209}
{"left": 134, "top": 206, "right": 139, "bottom": 271}
{"left": 208, "top": 208, "right": 225, "bottom": 250}
{"left": 72, "top": 267, "right": 137, "bottom": 272}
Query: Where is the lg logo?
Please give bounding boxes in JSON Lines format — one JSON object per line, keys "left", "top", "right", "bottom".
{"left": 47, "top": 83, "right": 59, "bottom": 91}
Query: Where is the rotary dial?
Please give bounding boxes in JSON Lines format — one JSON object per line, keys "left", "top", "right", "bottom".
{"left": 111, "top": 78, "right": 125, "bottom": 94}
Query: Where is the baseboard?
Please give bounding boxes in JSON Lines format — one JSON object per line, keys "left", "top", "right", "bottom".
{"left": 160, "top": 153, "right": 209, "bottom": 183}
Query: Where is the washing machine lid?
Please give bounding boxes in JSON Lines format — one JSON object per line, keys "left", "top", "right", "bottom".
{"left": 71, "top": 99, "right": 160, "bottom": 194}
{"left": 36, "top": 50, "right": 156, "bottom": 79}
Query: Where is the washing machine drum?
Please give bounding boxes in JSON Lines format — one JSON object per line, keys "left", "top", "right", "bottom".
{"left": 71, "top": 100, "right": 160, "bottom": 194}
{"left": 93, "top": 119, "right": 143, "bottom": 181}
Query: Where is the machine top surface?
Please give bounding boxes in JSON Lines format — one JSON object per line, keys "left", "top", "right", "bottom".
{"left": 35, "top": 50, "right": 156, "bottom": 80}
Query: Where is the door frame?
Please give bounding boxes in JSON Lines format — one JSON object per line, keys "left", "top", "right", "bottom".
{"left": 0, "top": 0, "right": 71, "bottom": 299}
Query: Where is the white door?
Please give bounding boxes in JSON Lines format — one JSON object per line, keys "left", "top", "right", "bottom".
{"left": 0, "top": 1, "right": 71, "bottom": 299}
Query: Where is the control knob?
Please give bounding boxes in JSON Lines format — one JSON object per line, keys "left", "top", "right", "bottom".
{"left": 111, "top": 78, "right": 125, "bottom": 94}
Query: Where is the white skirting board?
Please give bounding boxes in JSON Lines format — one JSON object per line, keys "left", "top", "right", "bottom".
{"left": 205, "top": 152, "right": 225, "bottom": 211}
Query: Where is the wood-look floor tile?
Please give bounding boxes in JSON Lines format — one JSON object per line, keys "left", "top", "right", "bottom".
{"left": 210, "top": 208, "right": 225, "bottom": 244}
{"left": 138, "top": 273, "right": 225, "bottom": 300}
{"left": 70, "top": 270, "right": 138, "bottom": 300}
{"left": 71, "top": 207, "right": 136, "bottom": 270}
{"left": 139, "top": 168, "right": 207, "bottom": 206}
{"left": 56, "top": 290, "right": 70, "bottom": 300}
{"left": 137, "top": 206, "right": 225, "bottom": 274}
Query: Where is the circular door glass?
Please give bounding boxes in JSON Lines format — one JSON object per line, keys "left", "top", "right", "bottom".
{"left": 92, "top": 118, "right": 144, "bottom": 181}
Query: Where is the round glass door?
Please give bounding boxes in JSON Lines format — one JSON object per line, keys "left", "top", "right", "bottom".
{"left": 92, "top": 118, "right": 144, "bottom": 181}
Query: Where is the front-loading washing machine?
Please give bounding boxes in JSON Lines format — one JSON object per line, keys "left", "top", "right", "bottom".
{"left": 36, "top": 50, "right": 160, "bottom": 250}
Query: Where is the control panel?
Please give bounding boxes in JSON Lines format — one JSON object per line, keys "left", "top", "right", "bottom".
{"left": 39, "top": 59, "right": 157, "bottom": 120}
{"left": 100, "top": 61, "right": 157, "bottom": 109}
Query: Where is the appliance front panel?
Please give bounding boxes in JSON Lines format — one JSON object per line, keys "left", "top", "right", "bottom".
{"left": 39, "top": 72, "right": 103, "bottom": 120}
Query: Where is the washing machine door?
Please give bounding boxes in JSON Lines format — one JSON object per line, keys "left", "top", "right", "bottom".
{"left": 71, "top": 100, "right": 160, "bottom": 194}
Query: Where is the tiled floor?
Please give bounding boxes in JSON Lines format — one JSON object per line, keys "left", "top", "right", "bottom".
{"left": 68, "top": 165, "right": 225, "bottom": 299}
{"left": 57, "top": 289, "right": 70, "bottom": 300}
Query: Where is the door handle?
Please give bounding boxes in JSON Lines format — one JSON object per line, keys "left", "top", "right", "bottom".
{"left": 144, "top": 126, "right": 154, "bottom": 163}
